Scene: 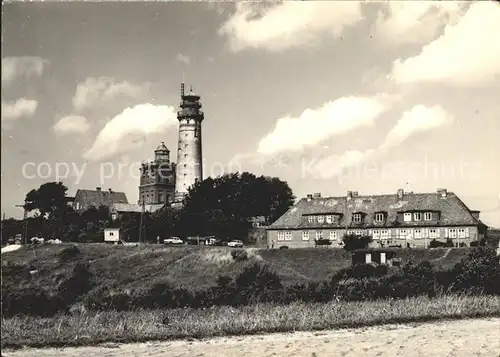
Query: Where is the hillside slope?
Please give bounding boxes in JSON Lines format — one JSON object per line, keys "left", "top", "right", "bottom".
{"left": 2, "top": 244, "right": 474, "bottom": 295}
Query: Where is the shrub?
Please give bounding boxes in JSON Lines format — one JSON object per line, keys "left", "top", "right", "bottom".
{"left": 1, "top": 287, "right": 64, "bottom": 318}
{"left": 444, "top": 238, "right": 454, "bottom": 248}
{"left": 57, "top": 262, "right": 94, "bottom": 305}
{"left": 451, "top": 248, "right": 500, "bottom": 295}
{"left": 315, "top": 239, "right": 332, "bottom": 246}
{"left": 429, "top": 239, "right": 445, "bottom": 248}
{"left": 279, "top": 245, "right": 289, "bottom": 249}
{"left": 58, "top": 244, "right": 81, "bottom": 263}
{"left": 231, "top": 249, "right": 248, "bottom": 261}
{"left": 342, "top": 234, "right": 373, "bottom": 251}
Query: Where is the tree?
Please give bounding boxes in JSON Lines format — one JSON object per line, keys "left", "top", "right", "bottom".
{"left": 180, "top": 172, "right": 294, "bottom": 240}
{"left": 342, "top": 234, "right": 373, "bottom": 251}
{"left": 24, "top": 182, "right": 69, "bottom": 238}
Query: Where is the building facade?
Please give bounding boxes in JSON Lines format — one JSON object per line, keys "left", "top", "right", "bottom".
{"left": 267, "top": 189, "right": 488, "bottom": 249}
{"left": 138, "top": 142, "right": 176, "bottom": 205}
{"left": 173, "top": 83, "right": 204, "bottom": 205}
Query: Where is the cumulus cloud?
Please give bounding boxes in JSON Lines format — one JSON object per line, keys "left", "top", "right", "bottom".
{"left": 257, "top": 94, "right": 399, "bottom": 155}
{"left": 176, "top": 53, "right": 191, "bottom": 64}
{"left": 1, "top": 98, "right": 38, "bottom": 121}
{"left": 380, "top": 105, "right": 454, "bottom": 151}
{"left": 82, "top": 103, "right": 177, "bottom": 162}
{"left": 72, "top": 77, "right": 151, "bottom": 111}
{"left": 310, "top": 105, "right": 454, "bottom": 179}
{"left": 1, "top": 56, "right": 49, "bottom": 83}
{"left": 373, "top": 1, "right": 467, "bottom": 46}
{"left": 219, "top": 1, "right": 363, "bottom": 52}
{"left": 53, "top": 115, "right": 91, "bottom": 135}
{"left": 389, "top": 1, "right": 500, "bottom": 86}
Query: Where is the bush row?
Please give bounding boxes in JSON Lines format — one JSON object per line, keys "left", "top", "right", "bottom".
{"left": 2, "top": 248, "right": 499, "bottom": 317}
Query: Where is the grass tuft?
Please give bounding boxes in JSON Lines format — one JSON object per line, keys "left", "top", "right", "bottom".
{"left": 2, "top": 294, "right": 499, "bottom": 349}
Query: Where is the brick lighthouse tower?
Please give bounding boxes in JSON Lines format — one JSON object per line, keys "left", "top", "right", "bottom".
{"left": 173, "top": 82, "right": 204, "bottom": 205}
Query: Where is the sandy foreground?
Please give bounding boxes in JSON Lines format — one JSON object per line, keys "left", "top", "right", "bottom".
{"left": 4, "top": 318, "right": 500, "bottom": 357}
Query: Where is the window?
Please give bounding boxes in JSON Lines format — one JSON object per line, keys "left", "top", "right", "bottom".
{"left": 316, "top": 231, "right": 323, "bottom": 240}
{"left": 326, "top": 215, "right": 333, "bottom": 224}
{"left": 458, "top": 228, "right": 466, "bottom": 238}
{"left": 415, "top": 229, "right": 422, "bottom": 239}
{"left": 353, "top": 213, "right": 362, "bottom": 223}
{"left": 109, "top": 232, "right": 114, "bottom": 236}
{"left": 277, "top": 232, "right": 285, "bottom": 241}
{"left": 374, "top": 213, "right": 384, "bottom": 222}
{"left": 399, "top": 229, "right": 407, "bottom": 238}
{"left": 347, "top": 230, "right": 354, "bottom": 236}
{"left": 355, "top": 230, "right": 363, "bottom": 236}
{"left": 381, "top": 230, "right": 389, "bottom": 239}
{"left": 429, "top": 229, "right": 437, "bottom": 239}
{"left": 285, "top": 231, "right": 293, "bottom": 241}
{"left": 307, "top": 216, "right": 316, "bottom": 224}
{"left": 404, "top": 213, "right": 412, "bottom": 222}
{"left": 329, "top": 231, "right": 337, "bottom": 240}
{"left": 414, "top": 212, "right": 421, "bottom": 221}
{"left": 448, "top": 229, "right": 457, "bottom": 238}
{"left": 158, "top": 192, "right": 163, "bottom": 203}
{"left": 302, "top": 231, "right": 310, "bottom": 241}
{"left": 317, "top": 215, "right": 325, "bottom": 223}
{"left": 424, "top": 212, "right": 432, "bottom": 221}
{"left": 373, "top": 230, "right": 380, "bottom": 239}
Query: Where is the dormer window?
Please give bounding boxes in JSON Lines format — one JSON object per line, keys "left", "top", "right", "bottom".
{"left": 414, "top": 212, "right": 421, "bottom": 221}
{"left": 326, "top": 215, "right": 333, "bottom": 224}
{"left": 307, "top": 216, "right": 316, "bottom": 223}
{"left": 374, "top": 213, "right": 384, "bottom": 223}
{"left": 317, "top": 215, "right": 324, "bottom": 223}
{"left": 404, "top": 213, "right": 412, "bottom": 222}
{"left": 353, "top": 213, "right": 362, "bottom": 223}
{"left": 424, "top": 212, "right": 432, "bottom": 221}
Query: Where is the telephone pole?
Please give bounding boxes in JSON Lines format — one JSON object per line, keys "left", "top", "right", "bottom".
{"left": 1, "top": 212, "right": 5, "bottom": 244}
{"left": 14, "top": 203, "right": 28, "bottom": 245}
{"left": 138, "top": 198, "right": 145, "bottom": 245}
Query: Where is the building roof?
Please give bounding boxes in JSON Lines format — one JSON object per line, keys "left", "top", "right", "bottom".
{"left": 111, "top": 203, "right": 165, "bottom": 213}
{"left": 268, "top": 190, "right": 482, "bottom": 229}
{"left": 74, "top": 189, "right": 128, "bottom": 208}
{"left": 155, "top": 142, "right": 169, "bottom": 152}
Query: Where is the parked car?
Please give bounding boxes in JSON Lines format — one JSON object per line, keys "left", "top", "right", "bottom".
{"left": 164, "top": 237, "right": 184, "bottom": 245}
{"left": 227, "top": 240, "right": 243, "bottom": 248}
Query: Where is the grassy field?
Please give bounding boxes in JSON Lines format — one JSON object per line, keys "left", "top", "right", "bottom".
{"left": 1, "top": 244, "right": 475, "bottom": 295}
{"left": 2, "top": 294, "right": 499, "bottom": 349}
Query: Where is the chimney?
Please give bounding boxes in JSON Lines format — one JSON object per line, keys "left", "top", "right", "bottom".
{"left": 306, "top": 194, "right": 313, "bottom": 201}
{"left": 96, "top": 187, "right": 101, "bottom": 191}
{"left": 397, "top": 189, "right": 404, "bottom": 199}
{"left": 313, "top": 192, "right": 321, "bottom": 198}
{"left": 437, "top": 188, "right": 447, "bottom": 197}
{"left": 352, "top": 191, "right": 358, "bottom": 197}
{"left": 347, "top": 191, "right": 353, "bottom": 200}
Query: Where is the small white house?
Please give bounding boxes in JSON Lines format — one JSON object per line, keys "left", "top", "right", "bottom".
{"left": 104, "top": 228, "right": 120, "bottom": 243}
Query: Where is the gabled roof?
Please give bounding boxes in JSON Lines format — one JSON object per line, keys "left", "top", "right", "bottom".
{"left": 111, "top": 203, "right": 164, "bottom": 213}
{"left": 74, "top": 189, "right": 128, "bottom": 208}
{"left": 269, "top": 191, "right": 480, "bottom": 229}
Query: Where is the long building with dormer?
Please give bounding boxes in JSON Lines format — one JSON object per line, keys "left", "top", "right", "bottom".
{"left": 267, "top": 188, "right": 488, "bottom": 249}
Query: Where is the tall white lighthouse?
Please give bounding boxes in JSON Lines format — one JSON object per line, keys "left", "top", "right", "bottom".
{"left": 173, "top": 82, "right": 204, "bottom": 205}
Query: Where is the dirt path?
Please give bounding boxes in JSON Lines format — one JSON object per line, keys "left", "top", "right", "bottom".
{"left": 4, "top": 318, "right": 499, "bottom": 357}
{"left": 432, "top": 248, "right": 453, "bottom": 261}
